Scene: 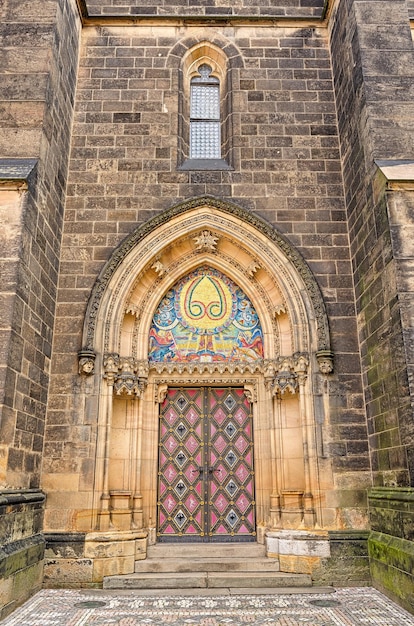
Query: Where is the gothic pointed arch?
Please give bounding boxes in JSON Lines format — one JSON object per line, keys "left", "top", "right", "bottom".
{"left": 80, "top": 196, "right": 332, "bottom": 371}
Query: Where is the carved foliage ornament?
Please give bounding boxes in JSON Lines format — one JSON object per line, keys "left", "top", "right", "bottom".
{"left": 265, "top": 354, "right": 309, "bottom": 397}
{"left": 193, "top": 229, "right": 219, "bottom": 251}
{"left": 103, "top": 354, "right": 149, "bottom": 397}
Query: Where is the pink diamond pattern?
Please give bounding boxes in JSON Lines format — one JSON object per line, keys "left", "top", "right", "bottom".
{"left": 185, "top": 434, "right": 199, "bottom": 454}
{"left": 164, "top": 436, "right": 178, "bottom": 454}
{"left": 164, "top": 494, "right": 177, "bottom": 513}
{"left": 234, "top": 407, "right": 247, "bottom": 425}
{"left": 164, "top": 464, "right": 178, "bottom": 484}
{"left": 184, "top": 463, "right": 200, "bottom": 484}
{"left": 185, "top": 407, "right": 199, "bottom": 425}
{"left": 213, "top": 435, "right": 227, "bottom": 454}
{"left": 165, "top": 408, "right": 178, "bottom": 425}
{"left": 236, "top": 493, "right": 249, "bottom": 513}
{"left": 235, "top": 463, "right": 249, "bottom": 483}
{"left": 185, "top": 494, "right": 199, "bottom": 513}
{"left": 213, "top": 493, "right": 229, "bottom": 513}
{"left": 215, "top": 463, "right": 228, "bottom": 483}
{"left": 213, "top": 407, "right": 226, "bottom": 424}
{"left": 159, "top": 387, "right": 255, "bottom": 540}
{"left": 235, "top": 435, "right": 248, "bottom": 453}
{"left": 186, "top": 524, "right": 197, "bottom": 534}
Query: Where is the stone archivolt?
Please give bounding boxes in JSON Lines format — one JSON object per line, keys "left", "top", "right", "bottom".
{"left": 81, "top": 197, "right": 332, "bottom": 359}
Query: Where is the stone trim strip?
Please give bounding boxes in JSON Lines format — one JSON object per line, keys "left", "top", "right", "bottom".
{"left": 0, "top": 489, "right": 46, "bottom": 506}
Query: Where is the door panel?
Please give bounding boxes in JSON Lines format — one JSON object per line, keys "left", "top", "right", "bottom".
{"left": 157, "top": 387, "right": 256, "bottom": 542}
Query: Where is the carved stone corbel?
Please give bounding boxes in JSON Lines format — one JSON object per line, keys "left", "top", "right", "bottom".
{"left": 316, "top": 350, "right": 334, "bottom": 375}
{"left": 78, "top": 348, "right": 96, "bottom": 375}
{"left": 103, "top": 353, "right": 120, "bottom": 385}
{"left": 265, "top": 354, "right": 310, "bottom": 397}
{"left": 155, "top": 383, "right": 169, "bottom": 404}
{"left": 103, "top": 354, "right": 148, "bottom": 397}
{"left": 243, "top": 383, "right": 257, "bottom": 403}
{"left": 294, "top": 353, "right": 309, "bottom": 386}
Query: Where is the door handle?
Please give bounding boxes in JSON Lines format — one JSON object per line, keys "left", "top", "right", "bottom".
{"left": 208, "top": 467, "right": 222, "bottom": 475}
{"left": 191, "top": 467, "right": 204, "bottom": 475}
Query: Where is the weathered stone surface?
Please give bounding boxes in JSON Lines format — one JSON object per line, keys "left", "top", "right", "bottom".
{"left": 0, "top": 490, "right": 45, "bottom": 620}
{"left": 368, "top": 531, "right": 414, "bottom": 614}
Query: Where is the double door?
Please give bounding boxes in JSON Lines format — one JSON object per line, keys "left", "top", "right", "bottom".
{"left": 157, "top": 387, "right": 256, "bottom": 542}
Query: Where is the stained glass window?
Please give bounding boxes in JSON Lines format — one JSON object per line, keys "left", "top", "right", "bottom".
{"left": 190, "top": 64, "right": 221, "bottom": 159}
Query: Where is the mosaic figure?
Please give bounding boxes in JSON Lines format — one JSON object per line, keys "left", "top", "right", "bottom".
{"left": 148, "top": 267, "right": 264, "bottom": 362}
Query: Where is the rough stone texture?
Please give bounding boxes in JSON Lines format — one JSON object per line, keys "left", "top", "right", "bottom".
{"left": 313, "top": 531, "right": 371, "bottom": 586}
{"left": 329, "top": 0, "right": 414, "bottom": 488}
{"left": 368, "top": 487, "right": 414, "bottom": 613}
{"left": 0, "top": 490, "right": 45, "bottom": 620}
{"left": 0, "top": 0, "right": 81, "bottom": 489}
{"left": 328, "top": 3, "right": 414, "bottom": 609}
{"left": 84, "top": 0, "right": 326, "bottom": 18}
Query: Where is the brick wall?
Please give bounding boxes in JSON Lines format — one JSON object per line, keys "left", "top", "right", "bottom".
{"left": 84, "top": 0, "right": 326, "bottom": 18}
{"left": 42, "top": 22, "right": 370, "bottom": 530}
{"left": 0, "top": 0, "right": 81, "bottom": 488}
{"left": 329, "top": 0, "right": 414, "bottom": 487}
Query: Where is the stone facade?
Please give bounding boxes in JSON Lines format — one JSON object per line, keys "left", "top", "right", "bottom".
{"left": 0, "top": 0, "right": 414, "bottom": 616}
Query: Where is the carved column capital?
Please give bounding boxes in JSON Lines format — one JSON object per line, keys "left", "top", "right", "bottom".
{"left": 103, "top": 354, "right": 149, "bottom": 397}
{"left": 103, "top": 353, "right": 120, "bottom": 385}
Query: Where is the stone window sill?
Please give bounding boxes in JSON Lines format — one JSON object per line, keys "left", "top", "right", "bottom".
{"left": 178, "top": 159, "right": 232, "bottom": 171}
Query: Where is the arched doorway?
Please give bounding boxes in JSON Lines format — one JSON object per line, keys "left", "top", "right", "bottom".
{"left": 79, "top": 197, "right": 335, "bottom": 552}
{"left": 152, "top": 267, "right": 262, "bottom": 542}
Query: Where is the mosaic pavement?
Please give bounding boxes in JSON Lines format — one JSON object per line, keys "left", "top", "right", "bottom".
{"left": 2, "top": 587, "right": 414, "bottom": 626}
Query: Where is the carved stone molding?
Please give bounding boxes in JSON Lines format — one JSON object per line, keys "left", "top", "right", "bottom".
{"left": 82, "top": 196, "right": 331, "bottom": 354}
{"left": 103, "top": 354, "right": 149, "bottom": 397}
{"left": 149, "top": 360, "right": 266, "bottom": 376}
{"left": 154, "top": 377, "right": 257, "bottom": 387}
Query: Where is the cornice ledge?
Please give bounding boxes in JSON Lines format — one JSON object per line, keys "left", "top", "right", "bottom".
{"left": 375, "top": 160, "right": 414, "bottom": 190}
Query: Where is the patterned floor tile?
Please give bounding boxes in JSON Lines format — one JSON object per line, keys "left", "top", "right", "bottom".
{"left": 1, "top": 588, "right": 413, "bottom": 626}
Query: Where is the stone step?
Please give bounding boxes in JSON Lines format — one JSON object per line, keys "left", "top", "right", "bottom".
{"left": 103, "top": 571, "right": 312, "bottom": 590}
{"left": 147, "top": 543, "right": 266, "bottom": 559}
{"left": 135, "top": 557, "right": 280, "bottom": 574}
